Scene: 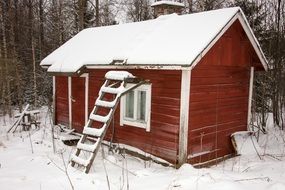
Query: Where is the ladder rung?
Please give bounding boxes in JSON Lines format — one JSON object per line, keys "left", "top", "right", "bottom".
{"left": 101, "top": 86, "right": 123, "bottom": 94}
{"left": 83, "top": 126, "right": 105, "bottom": 137}
{"left": 71, "top": 154, "right": 89, "bottom": 167}
{"left": 70, "top": 71, "right": 145, "bottom": 174}
{"left": 77, "top": 140, "right": 99, "bottom": 152}
{"left": 90, "top": 113, "right": 111, "bottom": 123}
{"left": 95, "top": 99, "right": 116, "bottom": 108}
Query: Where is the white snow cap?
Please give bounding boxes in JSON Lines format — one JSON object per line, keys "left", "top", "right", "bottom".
{"left": 105, "top": 71, "right": 134, "bottom": 81}
{"left": 41, "top": 7, "right": 266, "bottom": 73}
{"left": 151, "top": 0, "right": 185, "bottom": 7}
{"left": 231, "top": 131, "right": 262, "bottom": 155}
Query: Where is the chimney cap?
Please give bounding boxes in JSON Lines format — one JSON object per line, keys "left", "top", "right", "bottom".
{"left": 151, "top": 0, "right": 185, "bottom": 8}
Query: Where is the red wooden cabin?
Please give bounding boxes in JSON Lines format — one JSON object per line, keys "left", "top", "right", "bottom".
{"left": 41, "top": 7, "right": 267, "bottom": 166}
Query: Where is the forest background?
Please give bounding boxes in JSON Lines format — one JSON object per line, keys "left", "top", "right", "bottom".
{"left": 0, "top": 0, "right": 284, "bottom": 132}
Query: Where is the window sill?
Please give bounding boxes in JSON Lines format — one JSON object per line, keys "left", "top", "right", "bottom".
{"left": 121, "top": 119, "right": 150, "bottom": 132}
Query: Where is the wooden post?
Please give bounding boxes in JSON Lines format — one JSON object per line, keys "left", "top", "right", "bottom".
{"left": 178, "top": 69, "right": 191, "bottom": 166}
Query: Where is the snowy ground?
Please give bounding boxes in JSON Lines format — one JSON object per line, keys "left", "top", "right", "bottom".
{"left": 1, "top": 108, "right": 285, "bottom": 190}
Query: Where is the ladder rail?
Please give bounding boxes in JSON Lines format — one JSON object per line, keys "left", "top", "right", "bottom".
{"left": 70, "top": 73, "right": 149, "bottom": 173}
{"left": 71, "top": 80, "right": 111, "bottom": 167}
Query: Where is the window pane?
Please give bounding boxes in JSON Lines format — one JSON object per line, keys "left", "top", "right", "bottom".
{"left": 125, "top": 91, "right": 134, "bottom": 118}
{"left": 137, "top": 91, "right": 146, "bottom": 121}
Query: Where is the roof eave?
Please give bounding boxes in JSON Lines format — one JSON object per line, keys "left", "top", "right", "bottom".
{"left": 47, "top": 65, "right": 87, "bottom": 76}
{"left": 41, "top": 65, "right": 50, "bottom": 69}
{"left": 86, "top": 64, "right": 191, "bottom": 71}
{"left": 45, "top": 64, "right": 191, "bottom": 76}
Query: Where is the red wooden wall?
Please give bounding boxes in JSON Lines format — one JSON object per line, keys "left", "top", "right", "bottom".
{"left": 53, "top": 20, "right": 263, "bottom": 165}
{"left": 71, "top": 77, "right": 86, "bottom": 132}
{"left": 54, "top": 72, "right": 181, "bottom": 163}
{"left": 187, "top": 20, "right": 255, "bottom": 164}
{"left": 55, "top": 76, "right": 69, "bottom": 126}
{"left": 88, "top": 69, "right": 181, "bottom": 163}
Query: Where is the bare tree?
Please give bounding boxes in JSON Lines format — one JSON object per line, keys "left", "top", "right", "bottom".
{"left": 122, "top": 0, "right": 152, "bottom": 22}
{"left": 194, "top": 0, "right": 227, "bottom": 11}
{"left": 0, "top": 1, "right": 12, "bottom": 116}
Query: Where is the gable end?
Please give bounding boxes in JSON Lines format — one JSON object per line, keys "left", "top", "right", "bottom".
{"left": 190, "top": 10, "right": 267, "bottom": 71}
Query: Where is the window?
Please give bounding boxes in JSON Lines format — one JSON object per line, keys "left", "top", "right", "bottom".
{"left": 120, "top": 84, "right": 151, "bottom": 132}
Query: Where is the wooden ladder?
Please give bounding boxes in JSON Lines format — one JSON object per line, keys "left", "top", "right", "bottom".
{"left": 70, "top": 71, "right": 147, "bottom": 173}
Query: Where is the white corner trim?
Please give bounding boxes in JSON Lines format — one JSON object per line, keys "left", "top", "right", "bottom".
{"left": 146, "top": 84, "right": 152, "bottom": 132}
{"left": 247, "top": 67, "right": 254, "bottom": 130}
{"left": 84, "top": 74, "right": 89, "bottom": 125}
{"left": 120, "top": 98, "right": 124, "bottom": 126}
{"left": 178, "top": 70, "right": 191, "bottom": 165}
{"left": 52, "top": 76, "right": 56, "bottom": 125}
{"left": 68, "top": 76, "right": 72, "bottom": 129}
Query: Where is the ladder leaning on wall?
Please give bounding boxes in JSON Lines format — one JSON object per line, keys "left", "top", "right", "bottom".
{"left": 70, "top": 71, "right": 148, "bottom": 173}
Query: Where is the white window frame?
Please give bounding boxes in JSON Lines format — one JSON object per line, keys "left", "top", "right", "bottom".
{"left": 120, "top": 84, "right": 151, "bottom": 132}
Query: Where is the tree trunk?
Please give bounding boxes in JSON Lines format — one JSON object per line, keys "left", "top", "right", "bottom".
{"left": 78, "top": 0, "right": 87, "bottom": 30}
{"left": 95, "top": 0, "right": 99, "bottom": 26}
{"left": 188, "top": 0, "right": 193, "bottom": 13}
{"left": 39, "top": 0, "right": 44, "bottom": 59}
{"left": 32, "top": 39, "right": 37, "bottom": 107}
{"left": 0, "top": 1, "right": 12, "bottom": 117}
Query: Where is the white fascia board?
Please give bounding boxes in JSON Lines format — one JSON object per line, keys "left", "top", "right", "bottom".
{"left": 86, "top": 65, "right": 191, "bottom": 71}
{"left": 44, "top": 65, "right": 191, "bottom": 75}
{"left": 237, "top": 13, "right": 268, "bottom": 71}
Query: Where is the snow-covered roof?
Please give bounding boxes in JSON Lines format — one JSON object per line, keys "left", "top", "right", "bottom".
{"left": 151, "top": 1, "right": 185, "bottom": 7}
{"left": 41, "top": 7, "right": 267, "bottom": 74}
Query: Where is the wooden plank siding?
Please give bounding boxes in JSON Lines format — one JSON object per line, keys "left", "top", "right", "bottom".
{"left": 187, "top": 20, "right": 252, "bottom": 164}
{"left": 87, "top": 69, "right": 181, "bottom": 163}
{"left": 53, "top": 19, "right": 263, "bottom": 165}
{"left": 55, "top": 76, "right": 69, "bottom": 126}
{"left": 71, "top": 77, "right": 86, "bottom": 132}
